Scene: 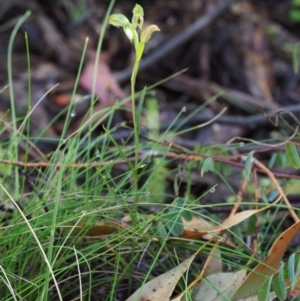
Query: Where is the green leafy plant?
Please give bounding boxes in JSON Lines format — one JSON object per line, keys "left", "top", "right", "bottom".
{"left": 289, "top": 0, "right": 300, "bottom": 23}
{"left": 285, "top": 143, "right": 300, "bottom": 169}
{"left": 258, "top": 252, "right": 300, "bottom": 301}
{"left": 165, "top": 197, "right": 193, "bottom": 237}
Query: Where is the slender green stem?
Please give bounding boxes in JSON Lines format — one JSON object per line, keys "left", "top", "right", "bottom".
{"left": 25, "top": 32, "right": 31, "bottom": 159}
{"left": 131, "top": 60, "right": 140, "bottom": 196}
{"left": 129, "top": 48, "right": 144, "bottom": 295}
{"left": 7, "top": 11, "right": 31, "bottom": 198}
{"left": 131, "top": 45, "right": 144, "bottom": 200}
{"left": 61, "top": 38, "right": 89, "bottom": 141}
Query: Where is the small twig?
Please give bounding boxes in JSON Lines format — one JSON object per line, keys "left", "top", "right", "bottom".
{"left": 226, "top": 126, "right": 299, "bottom": 147}
{"left": 252, "top": 158, "right": 299, "bottom": 223}
{"left": 262, "top": 108, "right": 300, "bottom": 128}
{"left": 2, "top": 148, "right": 300, "bottom": 181}
{"left": 3, "top": 103, "right": 300, "bottom": 153}
{"left": 229, "top": 178, "right": 248, "bottom": 217}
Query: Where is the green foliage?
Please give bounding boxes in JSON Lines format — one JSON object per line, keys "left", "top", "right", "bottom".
{"left": 176, "top": 197, "right": 193, "bottom": 221}
{"left": 165, "top": 197, "right": 192, "bottom": 237}
{"left": 289, "top": 9, "right": 300, "bottom": 23}
{"left": 70, "top": 1, "right": 86, "bottom": 22}
{"left": 258, "top": 276, "right": 273, "bottom": 301}
{"left": 257, "top": 252, "right": 300, "bottom": 301}
{"left": 289, "top": 0, "right": 300, "bottom": 23}
{"left": 243, "top": 151, "right": 254, "bottom": 180}
{"left": 197, "top": 147, "right": 231, "bottom": 176}
{"left": 268, "top": 152, "right": 288, "bottom": 169}
{"left": 272, "top": 264, "right": 287, "bottom": 301}
{"left": 288, "top": 252, "right": 300, "bottom": 291}
{"left": 142, "top": 96, "right": 169, "bottom": 203}
{"left": 246, "top": 214, "right": 257, "bottom": 235}
{"left": 56, "top": 0, "right": 87, "bottom": 22}
{"left": 143, "top": 159, "right": 169, "bottom": 203}
{"left": 292, "top": 43, "right": 300, "bottom": 73}
{"left": 166, "top": 207, "right": 184, "bottom": 236}
{"left": 201, "top": 157, "right": 214, "bottom": 177}
{"left": 285, "top": 143, "right": 300, "bottom": 169}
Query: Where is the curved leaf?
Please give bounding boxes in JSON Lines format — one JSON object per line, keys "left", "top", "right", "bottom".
{"left": 285, "top": 143, "right": 300, "bottom": 169}
{"left": 201, "top": 157, "right": 214, "bottom": 176}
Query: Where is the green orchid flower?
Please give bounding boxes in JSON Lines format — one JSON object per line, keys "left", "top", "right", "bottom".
{"left": 108, "top": 14, "right": 130, "bottom": 28}
{"left": 132, "top": 4, "right": 144, "bottom": 29}
{"left": 108, "top": 4, "right": 160, "bottom": 189}
{"left": 140, "top": 24, "right": 160, "bottom": 44}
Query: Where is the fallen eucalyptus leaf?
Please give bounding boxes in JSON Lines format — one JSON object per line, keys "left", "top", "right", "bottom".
{"left": 126, "top": 255, "right": 194, "bottom": 301}
{"left": 192, "top": 270, "right": 246, "bottom": 301}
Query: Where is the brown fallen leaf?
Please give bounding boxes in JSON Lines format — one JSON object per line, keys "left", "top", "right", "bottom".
{"left": 211, "top": 209, "right": 260, "bottom": 232}
{"left": 182, "top": 246, "right": 223, "bottom": 301}
{"left": 66, "top": 50, "right": 130, "bottom": 135}
{"left": 211, "top": 193, "right": 284, "bottom": 232}
{"left": 72, "top": 220, "right": 126, "bottom": 237}
{"left": 126, "top": 255, "right": 194, "bottom": 301}
{"left": 231, "top": 220, "right": 300, "bottom": 300}
{"left": 180, "top": 216, "right": 236, "bottom": 248}
{"left": 191, "top": 270, "right": 247, "bottom": 301}
{"left": 181, "top": 215, "right": 215, "bottom": 238}
{"left": 203, "top": 247, "right": 223, "bottom": 277}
